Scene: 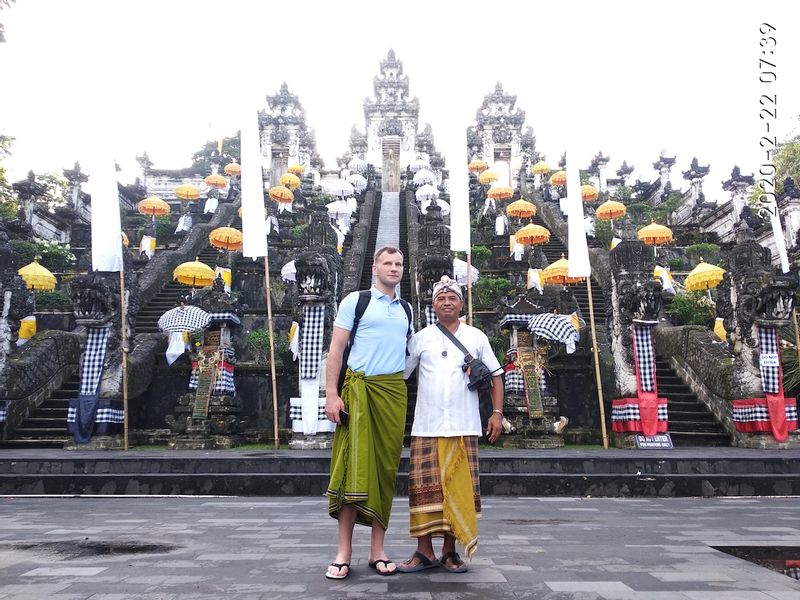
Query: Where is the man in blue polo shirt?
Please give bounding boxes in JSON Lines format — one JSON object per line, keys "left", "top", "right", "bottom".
{"left": 324, "top": 245, "right": 411, "bottom": 580}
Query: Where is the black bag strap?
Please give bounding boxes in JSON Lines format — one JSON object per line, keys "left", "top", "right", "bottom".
{"left": 347, "top": 290, "right": 373, "bottom": 349}
{"left": 436, "top": 323, "right": 474, "bottom": 362}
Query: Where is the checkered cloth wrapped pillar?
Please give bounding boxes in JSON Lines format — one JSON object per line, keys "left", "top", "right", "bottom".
{"left": 611, "top": 323, "right": 668, "bottom": 436}
{"left": 0, "top": 401, "right": 6, "bottom": 423}
{"left": 189, "top": 348, "right": 236, "bottom": 395}
{"left": 299, "top": 305, "right": 325, "bottom": 379}
{"left": 68, "top": 326, "right": 123, "bottom": 442}
{"left": 425, "top": 306, "right": 438, "bottom": 327}
{"left": 732, "top": 325, "right": 798, "bottom": 441}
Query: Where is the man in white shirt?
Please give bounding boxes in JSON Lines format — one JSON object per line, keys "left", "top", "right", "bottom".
{"left": 398, "top": 276, "right": 504, "bottom": 574}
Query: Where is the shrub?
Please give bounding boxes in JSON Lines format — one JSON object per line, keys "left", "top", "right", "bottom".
{"left": 290, "top": 224, "right": 308, "bottom": 244}
{"left": 247, "top": 328, "right": 290, "bottom": 366}
{"left": 593, "top": 218, "right": 613, "bottom": 247}
{"left": 470, "top": 245, "right": 492, "bottom": 269}
{"left": 685, "top": 243, "right": 720, "bottom": 265}
{"left": 33, "top": 290, "right": 71, "bottom": 310}
{"left": 472, "top": 277, "right": 514, "bottom": 307}
{"left": 10, "top": 239, "right": 76, "bottom": 271}
{"left": 154, "top": 215, "right": 175, "bottom": 241}
{"left": 665, "top": 291, "right": 714, "bottom": 326}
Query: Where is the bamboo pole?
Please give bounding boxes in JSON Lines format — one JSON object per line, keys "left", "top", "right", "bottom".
{"left": 119, "top": 270, "right": 129, "bottom": 451}
{"left": 466, "top": 252, "right": 473, "bottom": 326}
{"left": 586, "top": 277, "right": 609, "bottom": 449}
{"left": 264, "top": 256, "right": 280, "bottom": 449}
{"left": 793, "top": 308, "right": 800, "bottom": 373}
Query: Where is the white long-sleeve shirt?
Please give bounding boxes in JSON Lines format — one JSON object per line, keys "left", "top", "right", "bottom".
{"left": 404, "top": 323, "right": 502, "bottom": 437}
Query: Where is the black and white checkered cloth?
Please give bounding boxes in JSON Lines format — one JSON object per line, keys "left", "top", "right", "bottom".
{"left": 732, "top": 399, "right": 798, "bottom": 423}
{"left": 0, "top": 401, "right": 6, "bottom": 423}
{"left": 68, "top": 404, "right": 124, "bottom": 425}
{"left": 758, "top": 325, "right": 780, "bottom": 394}
{"left": 189, "top": 360, "right": 235, "bottom": 395}
{"left": 633, "top": 325, "right": 656, "bottom": 393}
{"left": 425, "top": 306, "right": 438, "bottom": 326}
{"left": 499, "top": 314, "right": 536, "bottom": 328}
{"left": 611, "top": 400, "right": 669, "bottom": 422}
{"left": 289, "top": 403, "right": 326, "bottom": 421}
{"left": 504, "top": 369, "right": 525, "bottom": 395}
{"left": 208, "top": 312, "right": 241, "bottom": 326}
{"left": 80, "top": 327, "right": 110, "bottom": 395}
{"left": 300, "top": 305, "right": 325, "bottom": 379}
{"left": 158, "top": 305, "right": 211, "bottom": 333}
{"left": 528, "top": 313, "right": 579, "bottom": 350}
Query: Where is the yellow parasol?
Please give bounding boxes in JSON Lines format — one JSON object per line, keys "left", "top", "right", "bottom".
{"left": 581, "top": 184, "right": 598, "bottom": 202}
{"left": 532, "top": 160, "right": 550, "bottom": 175}
{"left": 287, "top": 163, "right": 305, "bottom": 175}
{"left": 542, "top": 253, "right": 585, "bottom": 285}
{"left": 595, "top": 200, "right": 627, "bottom": 221}
{"left": 204, "top": 174, "right": 227, "bottom": 189}
{"left": 173, "top": 257, "right": 216, "bottom": 287}
{"left": 279, "top": 173, "right": 301, "bottom": 190}
{"left": 18, "top": 258, "right": 57, "bottom": 291}
{"left": 506, "top": 199, "right": 537, "bottom": 218}
{"left": 478, "top": 170, "right": 499, "bottom": 185}
{"left": 468, "top": 158, "right": 488, "bottom": 173}
{"left": 209, "top": 226, "right": 243, "bottom": 251}
{"left": 549, "top": 170, "right": 567, "bottom": 186}
{"left": 637, "top": 221, "right": 673, "bottom": 245}
{"left": 175, "top": 184, "right": 201, "bottom": 201}
{"left": 137, "top": 196, "right": 170, "bottom": 217}
{"left": 685, "top": 258, "right": 726, "bottom": 291}
{"left": 268, "top": 185, "right": 294, "bottom": 204}
{"left": 223, "top": 162, "right": 241, "bottom": 176}
{"left": 515, "top": 223, "right": 550, "bottom": 245}
{"left": 487, "top": 186, "right": 513, "bottom": 200}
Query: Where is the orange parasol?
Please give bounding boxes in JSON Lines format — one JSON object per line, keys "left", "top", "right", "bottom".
{"left": 506, "top": 199, "right": 537, "bottom": 218}
{"left": 532, "top": 160, "right": 550, "bottom": 175}
{"left": 581, "top": 184, "right": 598, "bottom": 202}
{"left": 637, "top": 221, "right": 673, "bottom": 246}
{"left": 204, "top": 174, "right": 228, "bottom": 189}
{"left": 549, "top": 170, "right": 567, "bottom": 186}
{"left": 137, "top": 196, "right": 171, "bottom": 217}
{"left": 287, "top": 163, "right": 305, "bottom": 175}
{"left": 595, "top": 200, "right": 626, "bottom": 221}
{"left": 487, "top": 186, "right": 513, "bottom": 200}
{"left": 514, "top": 223, "right": 550, "bottom": 245}
{"left": 542, "top": 254, "right": 585, "bottom": 285}
{"left": 223, "top": 162, "right": 241, "bottom": 176}
{"left": 175, "top": 184, "right": 201, "bottom": 201}
{"left": 209, "top": 226, "right": 243, "bottom": 251}
{"left": 468, "top": 158, "right": 488, "bottom": 173}
{"left": 268, "top": 185, "right": 294, "bottom": 204}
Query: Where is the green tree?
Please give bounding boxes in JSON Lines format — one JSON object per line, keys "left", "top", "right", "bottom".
{"left": 190, "top": 133, "right": 241, "bottom": 171}
{"left": 0, "top": 133, "right": 17, "bottom": 217}
{"left": 748, "top": 134, "right": 800, "bottom": 205}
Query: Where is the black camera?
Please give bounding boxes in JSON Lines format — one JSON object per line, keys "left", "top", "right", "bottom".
{"left": 461, "top": 355, "right": 494, "bottom": 391}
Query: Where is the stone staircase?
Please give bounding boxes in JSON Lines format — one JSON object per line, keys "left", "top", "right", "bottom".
{"left": 656, "top": 356, "right": 730, "bottom": 446}
{"left": 0, "top": 374, "right": 77, "bottom": 448}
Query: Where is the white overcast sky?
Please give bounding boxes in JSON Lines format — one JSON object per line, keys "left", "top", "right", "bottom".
{"left": 1, "top": 0, "right": 798, "bottom": 202}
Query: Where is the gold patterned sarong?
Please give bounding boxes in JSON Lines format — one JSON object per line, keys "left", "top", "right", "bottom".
{"left": 326, "top": 370, "right": 407, "bottom": 529}
{"left": 408, "top": 436, "right": 480, "bottom": 557}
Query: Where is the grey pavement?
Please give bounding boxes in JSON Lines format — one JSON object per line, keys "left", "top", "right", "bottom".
{"left": 375, "top": 191, "right": 399, "bottom": 250}
{"left": 0, "top": 496, "right": 798, "bottom": 599}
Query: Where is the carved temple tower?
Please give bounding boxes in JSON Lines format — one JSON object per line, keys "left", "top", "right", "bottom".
{"left": 259, "top": 83, "right": 322, "bottom": 188}
{"left": 469, "top": 83, "right": 527, "bottom": 189}
{"left": 363, "top": 50, "right": 420, "bottom": 192}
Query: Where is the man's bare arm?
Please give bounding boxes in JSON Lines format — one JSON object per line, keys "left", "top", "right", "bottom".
{"left": 324, "top": 326, "right": 350, "bottom": 423}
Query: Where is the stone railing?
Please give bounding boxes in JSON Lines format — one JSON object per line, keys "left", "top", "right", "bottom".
{"left": 653, "top": 325, "right": 742, "bottom": 438}
{"left": 342, "top": 190, "right": 377, "bottom": 296}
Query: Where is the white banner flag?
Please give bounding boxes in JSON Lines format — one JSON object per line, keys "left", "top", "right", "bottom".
{"left": 766, "top": 200, "right": 790, "bottom": 273}
{"left": 241, "top": 109, "right": 269, "bottom": 259}
{"left": 89, "top": 157, "right": 124, "bottom": 273}
{"left": 566, "top": 148, "right": 591, "bottom": 278}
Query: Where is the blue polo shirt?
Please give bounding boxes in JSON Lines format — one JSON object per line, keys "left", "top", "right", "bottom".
{"left": 334, "top": 286, "right": 411, "bottom": 376}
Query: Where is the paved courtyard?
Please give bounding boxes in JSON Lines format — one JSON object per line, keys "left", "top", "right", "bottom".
{"left": 0, "top": 495, "right": 798, "bottom": 599}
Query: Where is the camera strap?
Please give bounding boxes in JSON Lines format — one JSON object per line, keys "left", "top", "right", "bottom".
{"left": 436, "top": 323, "right": 474, "bottom": 362}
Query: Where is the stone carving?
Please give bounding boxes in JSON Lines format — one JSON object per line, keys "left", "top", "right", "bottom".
{"left": 0, "top": 221, "right": 35, "bottom": 386}
{"left": 609, "top": 240, "right": 661, "bottom": 397}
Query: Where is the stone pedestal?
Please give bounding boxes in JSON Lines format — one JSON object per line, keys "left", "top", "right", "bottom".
{"left": 289, "top": 433, "right": 334, "bottom": 450}
{"left": 497, "top": 394, "right": 565, "bottom": 449}
{"left": 166, "top": 394, "right": 245, "bottom": 450}
{"left": 64, "top": 435, "right": 123, "bottom": 450}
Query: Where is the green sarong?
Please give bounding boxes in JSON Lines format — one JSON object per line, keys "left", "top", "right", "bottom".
{"left": 326, "top": 369, "right": 407, "bottom": 529}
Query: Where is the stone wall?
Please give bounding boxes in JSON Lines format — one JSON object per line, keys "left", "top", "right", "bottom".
{"left": 342, "top": 190, "right": 377, "bottom": 295}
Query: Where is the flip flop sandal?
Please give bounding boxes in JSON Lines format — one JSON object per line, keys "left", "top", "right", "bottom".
{"left": 368, "top": 558, "right": 397, "bottom": 576}
{"left": 396, "top": 550, "right": 439, "bottom": 573}
{"left": 325, "top": 562, "right": 350, "bottom": 580}
{"left": 439, "top": 551, "right": 468, "bottom": 573}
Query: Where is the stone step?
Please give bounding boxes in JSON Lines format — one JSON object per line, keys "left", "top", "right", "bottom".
{"left": 0, "top": 439, "right": 67, "bottom": 449}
